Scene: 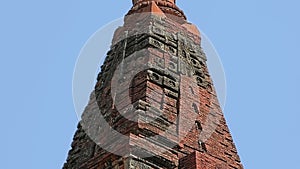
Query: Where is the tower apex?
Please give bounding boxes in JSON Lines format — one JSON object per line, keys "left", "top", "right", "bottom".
{"left": 128, "top": 0, "right": 186, "bottom": 20}
{"left": 132, "top": 0, "right": 175, "bottom": 5}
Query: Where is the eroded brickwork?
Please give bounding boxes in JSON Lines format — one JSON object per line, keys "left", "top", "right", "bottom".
{"left": 63, "top": 1, "right": 243, "bottom": 169}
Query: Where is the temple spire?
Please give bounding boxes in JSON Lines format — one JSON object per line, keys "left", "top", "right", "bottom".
{"left": 63, "top": 1, "right": 244, "bottom": 168}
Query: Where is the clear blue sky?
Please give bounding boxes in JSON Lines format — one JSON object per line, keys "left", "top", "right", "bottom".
{"left": 1, "top": 0, "right": 299, "bottom": 168}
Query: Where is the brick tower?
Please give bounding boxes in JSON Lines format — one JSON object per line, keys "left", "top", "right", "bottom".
{"left": 63, "top": 1, "right": 243, "bottom": 169}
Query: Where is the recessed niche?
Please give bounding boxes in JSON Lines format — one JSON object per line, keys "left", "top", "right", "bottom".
{"left": 195, "top": 121, "right": 202, "bottom": 131}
